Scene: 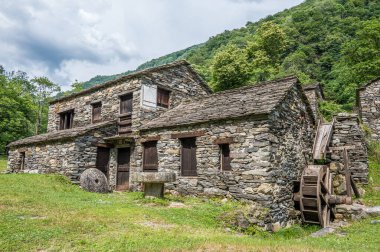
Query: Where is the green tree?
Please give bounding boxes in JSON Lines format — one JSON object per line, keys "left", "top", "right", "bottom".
{"left": 246, "top": 21, "right": 288, "bottom": 82}
{"left": 0, "top": 69, "right": 36, "bottom": 154}
{"left": 211, "top": 44, "right": 250, "bottom": 91}
{"left": 31, "top": 77, "right": 61, "bottom": 134}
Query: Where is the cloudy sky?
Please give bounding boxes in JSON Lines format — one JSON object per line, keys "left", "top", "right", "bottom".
{"left": 0, "top": 0, "right": 303, "bottom": 90}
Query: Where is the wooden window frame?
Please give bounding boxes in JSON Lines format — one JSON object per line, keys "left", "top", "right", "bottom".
{"left": 59, "top": 109, "right": 74, "bottom": 130}
{"left": 219, "top": 144, "right": 232, "bottom": 171}
{"left": 143, "top": 141, "right": 158, "bottom": 172}
{"left": 157, "top": 88, "right": 170, "bottom": 108}
{"left": 180, "top": 137, "right": 197, "bottom": 177}
{"left": 120, "top": 93, "right": 133, "bottom": 114}
{"left": 91, "top": 102, "right": 102, "bottom": 123}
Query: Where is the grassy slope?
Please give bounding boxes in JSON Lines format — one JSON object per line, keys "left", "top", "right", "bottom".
{"left": 0, "top": 172, "right": 379, "bottom": 251}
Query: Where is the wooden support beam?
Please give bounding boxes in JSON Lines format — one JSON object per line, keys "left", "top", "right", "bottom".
{"left": 171, "top": 131, "right": 205, "bottom": 139}
{"left": 213, "top": 137, "right": 235, "bottom": 145}
{"left": 140, "top": 136, "right": 161, "bottom": 143}
{"left": 343, "top": 148, "right": 352, "bottom": 198}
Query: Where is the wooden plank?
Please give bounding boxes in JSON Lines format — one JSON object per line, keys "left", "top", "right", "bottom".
{"left": 313, "top": 122, "right": 333, "bottom": 160}
{"left": 302, "top": 186, "right": 317, "bottom": 196}
{"left": 328, "top": 145, "right": 356, "bottom": 151}
{"left": 171, "top": 131, "right": 205, "bottom": 139}
{"left": 213, "top": 137, "right": 235, "bottom": 145}
{"left": 343, "top": 149, "right": 352, "bottom": 198}
{"left": 141, "top": 136, "right": 161, "bottom": 143}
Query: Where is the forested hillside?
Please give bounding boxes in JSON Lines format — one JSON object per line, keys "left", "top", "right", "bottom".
{"left": 72, "top": 0, "right": 380, "bottom": 115}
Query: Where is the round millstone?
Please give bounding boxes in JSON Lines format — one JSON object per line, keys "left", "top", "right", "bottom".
{"left": 80, "top": 168, "right": 109, "bottom": 193}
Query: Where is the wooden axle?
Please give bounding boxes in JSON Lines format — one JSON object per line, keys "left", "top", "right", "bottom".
{"left": 294, "top": 193, "right": 352, "bottom": 205}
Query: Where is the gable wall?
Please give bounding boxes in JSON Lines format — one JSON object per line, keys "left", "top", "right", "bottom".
{"left": 269, "top": 84, "right": 315, "bottom": 223}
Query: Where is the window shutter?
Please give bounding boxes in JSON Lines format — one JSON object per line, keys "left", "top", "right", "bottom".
{"left": 181, "top": 138, "right": 197, "bottom": 176}
{"left": 143, "top": 141, "right": 158, "bottom": 172}
{"left": 157, "top": 88, "right": 170, "bottom": 108}
{"left": 120, "top": 94, "right": 133, "bottom": 114}
{"left": 141, "top": 84, "right": 157, "bottom": 108}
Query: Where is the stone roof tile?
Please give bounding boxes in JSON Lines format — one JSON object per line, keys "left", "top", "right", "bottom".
{"left": 141, "top": 76, "right": 299, "bottom": 130}
{"left": 8, "top": 121, "right": 116, "bottom": 147}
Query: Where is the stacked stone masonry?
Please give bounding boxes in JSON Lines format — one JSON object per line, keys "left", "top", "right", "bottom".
{"left": 330, "top": 113, "right": 368, "bottom": 184}
{"left": 357, "top": 77, "right": 380, "bottom": 140}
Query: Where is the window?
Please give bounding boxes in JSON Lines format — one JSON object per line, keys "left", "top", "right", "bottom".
{"left": 119, "top": 94, "right": 133, "bottom": 134}
{"left": 20, "top": 152, "right": 25, "bottom": 170}
{"left": 143, "top": 141, "right": 158, "bottom": 172}
{"left": 120, "top": 93, "right": 133, "bottom": 114}
{"left": 157, "top": 88, "right": 170, "bottom": 108}
{"left": 220, "top": 144, "right": 231, "bottom": 171}
{"left": 96, "top": 147, "right": 110, "bottom": 175}
{"left": 92, "top": 102, "right": 102, "bottom": 123}
{"left": 181, "top": 138, "right": 197, "bottom": 176}
{"left": 59, "top": 110, "right": 74, "bottom": 130}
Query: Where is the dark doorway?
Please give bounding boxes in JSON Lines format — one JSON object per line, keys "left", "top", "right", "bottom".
{"left": 181, "top": 138, "right": 197, "bottom": 176}
{"left": 117, "top": 148, "right": 131, "bottom": 191}
{"left": 96, "top": 147, "right": 110, "bottom": 176}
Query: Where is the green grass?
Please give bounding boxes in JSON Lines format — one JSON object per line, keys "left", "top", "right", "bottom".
{"left": 0, "top": 174, "right": 379, "bottom": 251}
{"left": 0, "top": 155, "right": 7, "bottom": 172}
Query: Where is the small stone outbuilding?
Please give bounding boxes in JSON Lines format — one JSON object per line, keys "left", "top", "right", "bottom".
{"left": 139, "top": 76, "right": 315, "bottom": 223}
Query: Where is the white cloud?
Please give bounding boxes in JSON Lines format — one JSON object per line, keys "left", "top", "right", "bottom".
{"left": 0, "top": 0, "right": 303, "bottom": 90}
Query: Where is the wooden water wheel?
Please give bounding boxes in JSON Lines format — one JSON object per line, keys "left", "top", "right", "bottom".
{"left": 295, "top": 165, "right": 334, "bottom": 227}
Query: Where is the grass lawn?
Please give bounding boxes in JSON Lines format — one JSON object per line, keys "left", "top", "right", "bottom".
{"left": 0, "top": 173, "right": 379, "bottom": 251}
{"left": 0, "top": 155, "right": 7, "bottom": 172}
{"left": 0, "top": 154, "right": 380, "bottom": 251}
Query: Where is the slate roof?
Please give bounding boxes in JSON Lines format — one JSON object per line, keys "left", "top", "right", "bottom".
{"left": 8, "top": 121, "right": 116, "bottom": 147}
{"left": 141, "top": 76, "right": 302, "bottom": 130}
{"left": 50, "top": 60, "right": 212, "bottom": 104}
{"left": 303, "top": 83, "right": 325, "bottom": 99}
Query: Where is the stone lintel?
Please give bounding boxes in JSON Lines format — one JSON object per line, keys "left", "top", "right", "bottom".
{"left": 131, "top": 172, "right": 176, "bottom": 183}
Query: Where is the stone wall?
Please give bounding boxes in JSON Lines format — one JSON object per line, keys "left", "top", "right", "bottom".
{"left": 330, "top": 113, "right": 368, "bottom": 184}
{"left": 357, "top": 78, "right": 380, "bottom": 140}
{"left": 47, "top": 64, "right": 209, "bottom": 133}
{"left": 269, "top": 84, "right": 315, "bottom": 222}
{"left": 7, "top": 124, "right": 117, "bottom": 182}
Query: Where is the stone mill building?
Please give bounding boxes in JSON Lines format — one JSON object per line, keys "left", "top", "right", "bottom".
{"left": 6, "top": 60, "right": 369, "bottom": 224}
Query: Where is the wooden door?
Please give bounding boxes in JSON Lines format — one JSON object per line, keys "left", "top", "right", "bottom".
{"left": 117, "top": 148, "right": 131, "bottom": 191}
{"left": 181, "top": 138, "right": 197, "bottom": 176}
{"left": 96, "top": 147, "right": 110, "bottom": 175}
